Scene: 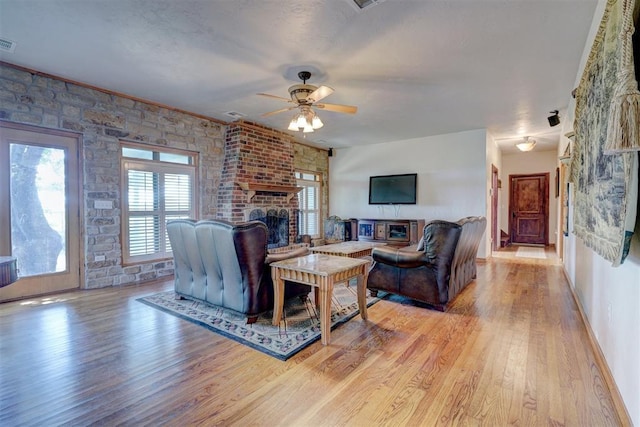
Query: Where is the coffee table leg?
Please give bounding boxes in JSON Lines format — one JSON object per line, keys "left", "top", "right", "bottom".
{"left": 357, "top": 267, "right": 369, "bottom": 320}
{"left": 318, "top": 277, "right": 333, "bottom": 345}
{"left": 272, "top": 267, "right": 285, "bottom": 325}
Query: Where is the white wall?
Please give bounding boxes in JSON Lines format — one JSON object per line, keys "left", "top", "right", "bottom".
{"left": 329, "top": 129, "right": 489, "bottom": 257}
{"left": 500, "top": 150, "right": 559, "bottom": 245}
{"left": 561, "top": 1, "right": 640, "bottom": 423}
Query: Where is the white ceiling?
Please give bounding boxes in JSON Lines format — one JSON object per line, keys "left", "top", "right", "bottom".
{"left": 0, "top": 0, "right": 597, "bottom": 153}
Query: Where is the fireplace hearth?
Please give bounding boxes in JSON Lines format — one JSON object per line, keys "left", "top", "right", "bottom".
{"left": 248, "top": 208, "right": 289, "bottom": 249}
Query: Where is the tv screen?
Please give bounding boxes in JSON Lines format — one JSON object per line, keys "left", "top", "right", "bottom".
{"left": 369, "top": 173, "right": 417, "bottom": 205}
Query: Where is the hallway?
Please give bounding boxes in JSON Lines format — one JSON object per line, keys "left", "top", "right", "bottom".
{"left": 492, "top": 244, "right": 561, "bottom": 265}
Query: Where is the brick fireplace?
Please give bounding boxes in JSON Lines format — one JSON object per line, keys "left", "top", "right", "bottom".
{"left": 216, "top": 122, "right": 300, "bottom": 246}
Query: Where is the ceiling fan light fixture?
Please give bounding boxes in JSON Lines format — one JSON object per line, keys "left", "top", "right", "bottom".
{"left": 312, "top": 115, "right": 323, "bottom": 129}
{"left": 302, "top": 122, "right": 314, "bottom": 133}
{"left": 516, "top": 137, "right": 536, "bottom": 152}
{"left": 258, "top": 70, "right": 356, "bottom": 134}
{"left": 296, "top": 113, "right": 307, "bottom": 129}
{"left": 288, "top": 118, "right": 299, "bottom": 131}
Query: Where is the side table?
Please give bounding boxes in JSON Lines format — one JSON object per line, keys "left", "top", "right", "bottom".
{"left": 270, "top": 253, "right": 370, "bottom": 345}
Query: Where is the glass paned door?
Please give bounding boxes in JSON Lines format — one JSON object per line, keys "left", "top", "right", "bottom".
{"left": 0, "top": 123, "right": 80, "bottom": 301}
{"left": 10, "top": 144, "right": 67, "bottom": 275}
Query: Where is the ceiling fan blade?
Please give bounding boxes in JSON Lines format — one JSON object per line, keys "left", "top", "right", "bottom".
{"left": 257, "top": 92, "right": 294, "bottom": 103}
{"left": 315, "top": 103, "right": 358, "bottom": 114}
{"left": 306, "top": 85, "right": 334, "bottom": 103}
{"left": 261, "top": 106, "right": 297, "bottom": 117}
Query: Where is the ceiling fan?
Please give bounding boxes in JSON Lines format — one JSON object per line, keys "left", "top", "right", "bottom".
{"left": 257, "top": 71, "right": 357, "bottom": 133}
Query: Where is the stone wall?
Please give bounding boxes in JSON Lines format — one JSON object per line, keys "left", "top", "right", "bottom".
{"left": 0, "top": 63, "right": 224, "bottom": 288}
{"left": 0, "top": 62, "right": 329, "bottom": 289}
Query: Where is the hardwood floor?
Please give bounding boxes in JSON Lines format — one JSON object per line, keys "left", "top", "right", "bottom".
{"left": 0, "top": 254, "right": 626, "bottom": 426}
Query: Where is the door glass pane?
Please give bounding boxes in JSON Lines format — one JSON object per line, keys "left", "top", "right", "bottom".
{"left": 10, "top": 143, "right": 67, "bottom": 276}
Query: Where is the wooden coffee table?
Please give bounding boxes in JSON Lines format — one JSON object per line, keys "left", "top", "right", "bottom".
{"left": 271, "top": 253, "right": 370, "bottom": 345}
{"left": 309, "top": 241, "right": 387, "bottom": 259}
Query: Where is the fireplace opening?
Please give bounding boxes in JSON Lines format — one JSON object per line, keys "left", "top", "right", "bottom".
{"left": 248, "top": 208, "right": 289, "bottom": 249}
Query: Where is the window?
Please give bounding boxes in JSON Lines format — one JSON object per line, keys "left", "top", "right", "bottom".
{"left": 296, "top": 171, "right": 321, "bottom": 238}
{"left": 121, "top": 143, "right": 197, "bottom": 263}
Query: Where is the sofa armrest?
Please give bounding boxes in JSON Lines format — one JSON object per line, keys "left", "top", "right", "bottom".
{"left": 265, "top": 246, "right": 309, "bottom": 264}
{"left": 372, "top": 246, "right": 427, "bottom": 268}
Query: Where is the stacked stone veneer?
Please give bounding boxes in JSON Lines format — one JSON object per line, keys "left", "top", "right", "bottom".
{"left": 217, "top": 122, "right": 299, "bottom": 243}
{"left": 0, "top": 62, "right": 329, "bottom": 289}
{"left": 0, "top": 64, "right": 225, "bottom": 288}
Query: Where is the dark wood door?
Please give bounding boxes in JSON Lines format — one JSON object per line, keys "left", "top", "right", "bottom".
{"left": 509, "top": 173, "right": 548, "bottom": 245}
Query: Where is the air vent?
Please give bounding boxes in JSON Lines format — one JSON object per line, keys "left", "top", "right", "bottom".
{"left": 346, "top": 0, "right": 385, "bottom": 11}
{"left": 224, "top": 111, "right": 246, "bottom": 119}
{"left": 0, "top": 38, "right": 16, "bottom": 53}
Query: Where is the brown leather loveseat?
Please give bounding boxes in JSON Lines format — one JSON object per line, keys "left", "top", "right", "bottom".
{"left": 368, "top": 216, "right": 486, "bottom": 311}
{"left": 167, "top": 219, "right": 310, "bottom": 323}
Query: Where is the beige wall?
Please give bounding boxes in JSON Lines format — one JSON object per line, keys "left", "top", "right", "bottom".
{"left": 329, "top": 129, "right": 489, "bottom": 258}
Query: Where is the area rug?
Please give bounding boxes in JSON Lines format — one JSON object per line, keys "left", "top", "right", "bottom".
{"left": 515, "top": 246, "right": 547, "bottom": 259}
{"left": 138, "top": 283, "right": 383, "bottom": 360}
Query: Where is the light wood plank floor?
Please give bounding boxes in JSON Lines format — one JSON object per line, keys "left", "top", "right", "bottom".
{"left": 0, "top": 253, "right": 625, "bottom": 426}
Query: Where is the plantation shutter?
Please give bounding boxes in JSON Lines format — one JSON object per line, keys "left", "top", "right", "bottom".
{"left": 297, "top": 172, "right": 320, "bottom": 238}
{"left": 124, "top": 160, "right": 195, "bottom": 262}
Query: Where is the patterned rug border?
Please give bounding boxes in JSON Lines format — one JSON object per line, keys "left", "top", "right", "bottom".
{"left": 137, "top": 289, "right": 383, "bottom": 361}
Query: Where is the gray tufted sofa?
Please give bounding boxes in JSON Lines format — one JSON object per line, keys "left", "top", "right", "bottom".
{"left": 167, "top": 219, "right": 310, "bottom": 323}
{"left": 368, "top": 216, "right": 485, "bottom": 311}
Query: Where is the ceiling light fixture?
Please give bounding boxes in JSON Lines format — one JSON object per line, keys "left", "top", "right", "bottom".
{"left": 516, "top": 137, "right": 537, "bottom": 152}
{"left": 288, "top": 106, "right": 323, "bottom": 133}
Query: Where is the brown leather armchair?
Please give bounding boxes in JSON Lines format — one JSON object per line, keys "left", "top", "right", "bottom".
{"left": 368, "top": 217, "right": 486, "bottom": 311}
{"left": 450, "top": 216, "right": 487, "bottom": 300}
{"left": 368, "top": 220, "right": 462, "bottom": 310}
{"left": 167, "top": 219, "right": 310, "bottom": 323}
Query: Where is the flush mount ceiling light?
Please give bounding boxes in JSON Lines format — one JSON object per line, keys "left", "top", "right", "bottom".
{"left": 516, "top": 137, "right": 537, "bottom": 152}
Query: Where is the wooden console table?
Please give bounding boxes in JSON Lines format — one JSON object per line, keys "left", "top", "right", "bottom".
{"left": 270, "top": 254, "right": 370, "bottom": 345}
{"left": 356, "top": 218, "right": 425, "bottom": 246}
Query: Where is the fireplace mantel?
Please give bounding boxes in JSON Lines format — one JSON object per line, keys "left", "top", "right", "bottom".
{"left": 238, "top": 182, "right": 303, "bottom": 202}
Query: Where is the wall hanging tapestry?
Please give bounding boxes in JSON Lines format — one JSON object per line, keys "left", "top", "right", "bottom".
{"left": 570, "top": 0, "right": 640, "bottom": 266}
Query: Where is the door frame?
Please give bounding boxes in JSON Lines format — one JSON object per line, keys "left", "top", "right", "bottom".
{"left": 0, "top": 120, "right": 84, "bottom": 301}
{"left": 508, "top": 172, "right": 549, "bottom": 246}
{"left": 491, "top": 164, "right": 499, "bottom": 251}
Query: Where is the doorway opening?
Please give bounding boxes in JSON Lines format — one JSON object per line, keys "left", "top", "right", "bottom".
{"left": 0, "top": 122, "right": 82, "bottom": 302}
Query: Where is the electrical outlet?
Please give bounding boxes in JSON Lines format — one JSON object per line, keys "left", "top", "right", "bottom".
{"left": 94, "top": 200, "right": 113, "bottom": 209}
{"left": 95, "top": 255, "right": 106, "bottom": 262}
{"left": 607, "top": 303, "right": 612, "bottom": 323}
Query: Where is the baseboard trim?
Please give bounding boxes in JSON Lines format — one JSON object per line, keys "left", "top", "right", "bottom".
{"left": 562, "top": 267, "right": 633, "bottom": 426}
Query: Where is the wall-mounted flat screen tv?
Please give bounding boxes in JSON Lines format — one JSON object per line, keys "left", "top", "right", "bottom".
{"left": 368, "top": 173, "right": 417, "bottom": 205}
